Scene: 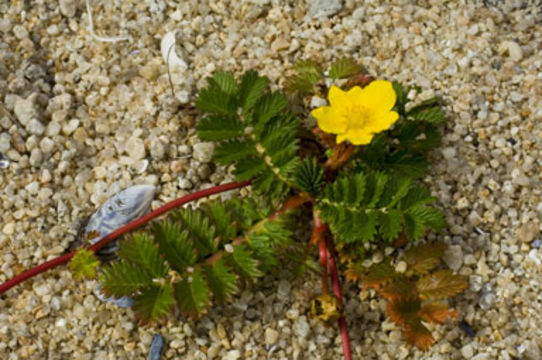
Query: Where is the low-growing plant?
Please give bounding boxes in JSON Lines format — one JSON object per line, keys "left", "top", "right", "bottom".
{"left": 0, "top": 58, "right": 468, "bottom": 359}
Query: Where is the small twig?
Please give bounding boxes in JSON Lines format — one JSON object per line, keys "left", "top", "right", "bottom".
{"left": 166, "top": 44, "right": 177, "bottom": 98}
{"left": 85, "top": 0, "right": 132, "bottom": 43}
{"left": 325, "top": 233, "right": 353, "bottom": 360}
{"left": 0, "top": 180, "right": 250, "bottom": 295}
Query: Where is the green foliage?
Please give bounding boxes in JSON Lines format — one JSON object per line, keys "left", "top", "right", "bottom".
{"left": 70, "top": 248, "right": 100, "bottom": 281}
{"left": 329, "top": 57, "right": 362, "bottom": 79}
{"left": 70, "top": 67, "right": 463, "bottom": 353}
{"left": 98, "top": 197, "right": 293, "bottom": 322}
{"left": 196, "top": 71, "right": 299, "bottom": 197}
{"left": 285, "top": 60, "right": 322, "bottom": 94}
{"left": 347, "top": 242, "right": 468, "bottom": 350}
{"left": 317, "top": 171, "right": 445, "bottom": 244}
{"left": 352, "top": 82, "right": 446, "bottom": 178}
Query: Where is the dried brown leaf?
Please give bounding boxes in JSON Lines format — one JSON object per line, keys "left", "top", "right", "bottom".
{"left": 416, "top": 270, "right": 468, "bottom": 300}
{"left": 379, "top": 277, "right": 416, "bottom": 300}
{"left": 404, "top": 242, "right": 446, "bottom": 276}
{"left": 360, "top": 262, "right": 396, "bottom": 290}
{"left": 419, "top": 302, "right": 458, "bottom": 324}
{"left": 386, "top": 295, "right": 421, "bottom": 327}
{"left": 404, "top": 320, "right": 435, "bottom": 350}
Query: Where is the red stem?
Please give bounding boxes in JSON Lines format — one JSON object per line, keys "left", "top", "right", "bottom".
{"left": 326, "top": 234, "right": 353, "bottom": 360}
{"left": 0, "top": 180, "right": 250, "bottom": 295}
{"left": 312, "top": 212, "right": 329, "bottom": 295}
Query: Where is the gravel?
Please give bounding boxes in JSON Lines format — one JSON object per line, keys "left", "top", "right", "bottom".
{"left": 0, "top": 1, "right": 541, "bottom": 359}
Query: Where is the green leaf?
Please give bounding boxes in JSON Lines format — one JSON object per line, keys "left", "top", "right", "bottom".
{"left": 363, "top": 172, "right": 388, "bottom": 207}
{"left": 153, "top": 222, "right": 197, "bottom": 273}
{"left": 133, "top": 284, "right": 175, "bottom": 323}
{"left": 232, "top": 156, "right": 267, "bottom": 181}
{"left": 379, "top": 210, "right": 403, "bottom": 242}
{"left": 285, "top": 59, "right": 322, "bottom": 94}
{"left": 203, "top": 201, "right": 237, "bottom": 241}
{"left": 208, "top": 71, "right": 237, "bottom": 95}
{"left": 253, "top": 92, "right": 288, "bottom": 129}
{"left": 393, "top": 82, "right": 421, "bottom": 116}
{"left": 406, "top": 205, "right": 446, "bottom": 230}
{"left": 329, "top": 57, "right": 362, "bottom": 79}
{"left": 416, "top": 270, "right": 468, "bottom": 300}
{"left": 174, "top": 268, "right": 210, "bottom": 318}
{"left": 177, "top": 208, "right": 218, "bottom": 255}
{"left": 407, "top": 100, "right": 446, "bottom": 125}
{"left": 214, "top": 140, "right": 255, "bottom": 164}
{"left": 118, "top": 233, "right": 168, "bottom": 278}
{"left": 196, "top": 115, "right": 244, "bottom": 141}
{"left": 379, "top": 177, "right": 412, "bottom": 208}
{"left": 203, "top": 260, "right": 238, "bottom": 303}
{"left": 400, "top": 185, "right": 433, "bottom": 210}
{"left": 403, "top": 212, "right": 426, "bottom": 241}
{"left": 100, "top": 260, "right": 154, "bottom": 297}
{"left": 294, "top": 157, "right": 324, "bottom": 194}
{"left": 227, "top": 244, "right": 263, "bottom": 279}
{"left": 195, "top": 87, "right": 236, "bottom": 115}
{"left": 238, "top": 70, "right": 269, "bottom": 112}
{"left": 69, "top": 248, "right": 100, "bottom": 281}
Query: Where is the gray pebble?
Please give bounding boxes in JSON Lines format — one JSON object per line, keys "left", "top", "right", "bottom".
{"left": 192, "top": 142, "right": 214, "bottom": 163}
{"left": 26, "top": 119, "right": 45, "bottom": 136}
{"left": 14, "top": 98, "right": 38, "bottom": 125}
{"left": 59, "top": 0, "right": 77, "bottom": 18}
{"left": 150, "top": 139, "right": 166, "bottom": 160}
{"left": 0, "top": 132, "right": 11, "bottom": 153}
{"left": 308, "top": 0, "right": 342, "bottom": 18}
{"left": 443, "top": 245, "right": 463, "bottom": 272}
{"left": 125, "top": 137, "right": 146, "bottom": 160}
{"left": 29, "top": 148, "right": 43, "bottom": 167}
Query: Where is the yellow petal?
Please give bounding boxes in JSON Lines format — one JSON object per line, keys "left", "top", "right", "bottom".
{"left": 366, "top": 110, "right": 399, "bottom": 133}
{"left": 338, "top": 129, "right": 374, "bottom": 145}
{"left": 327, "top": 85, "right": 350, "bottom": 109}
{"left": 345, "top": 86, "right": 364, "bottom": 103}
{"left": 311, "top": 106, "right": 347, "bottom": 134}
{"left": 359, "top": 80, "right": 396, "bottom": 111}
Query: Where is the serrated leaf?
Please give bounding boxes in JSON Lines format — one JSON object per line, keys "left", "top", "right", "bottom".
{"left": 177, "top": 208, "right": 218, "bottom": 255}
{"left": 379, "top": 277, "right": 416, "bottom": 300}
{"left": 100, "top": 260, "right": 154, "bottom": 297}
{"left": 203, "top": 260, "right": 238, "bottom": 303}
{"left": 419, "top": 302, "right": 458, "bottom": 324}
{"left": 196, "top": 115, "right": 244, "bottom": 141}
{"left": 232, "top": 156, "right": 267, "bottom": 181}
{"left": 133, "top": 284, "right": 175, "bottom": 323}
{"left": 363, "top": 172, "right": 388, "bottom": 207}
{"left": 295, "top": 158, "right": 324, "bottom": 194}
{"left": 403, "top": 212, "right": 426, "bottom": 241}
{"left": 253, "top": 92, "right": 288, "bottom": 129}
{"left": 203, "top": 202, "right": 237, "bottom": 242}
{"left": 329, "top": 57, "right": 362, "bottom": 79}
{"left": 70, "top": 248, "right": 100, "bottom": 281}
{"left": 407, "top": 205, "right": 446, "bottom": 230}
{"left": 118, "top": 233, "right": 168, "bottom": 278}
{"left": 416, "top": 270, "right": 468, "bottom": 300}
{"left": 407, "top": 103, "right": 446, "bottom": 124}
{"left": 195, "top": 87, "right": 236, "bottom": 115}
{"left": 208, "top": 71, "right": 237, "bottom": 95}
{"left": 386, "top": 295, "right": 421, "bottom": 327}
{"left": 404, "top": 320, "right": 435, "bottom": 350}
{"left": 359, "top": 262, "right": 396, "bottom": 290}
{"left": 404, "top": 242, "right": 446, "bottom": 276}
{"left": 379, "top": 210, "right": 403, "bottom": 242}
{"left": 227, "top": 244, "right": 263, "bottom": 279}
{"left": 214, "top": 140, "right": 255, "bottom": 165}
{"left": 174, "top": 268, "right": 210, "bottom": 318}
{"left": 153, "top": 222, "right": 197, "bottom": 274}
{"left": 400, "top": 185, "right": 433, "bottom": 210}
{"left": 285, "top": 60, "right": 322, "bottom": 94}
{"left": 238, "top": 70, "right": 269, "bottom": 112}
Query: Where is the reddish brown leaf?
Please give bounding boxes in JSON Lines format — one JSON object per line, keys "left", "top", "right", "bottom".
{"left": 379, "top": 277, "right": 416, "bottom": 300}
{"left": 360, "top": 262, "right": 396, "bottom": 290}
{"left": 419, "top": 302, "right": 458, "bottom": 324}
{"left": 416, "top": 270, "right": 468, "bottom": 300}
{"left": 386, "top": 295, "right": 421, "bottom": 327}
{"left": 404, "top": 242, "right": 446, "bottom": 276}
{"left": 404, "top": 320, "right": 435, "bottom": 350}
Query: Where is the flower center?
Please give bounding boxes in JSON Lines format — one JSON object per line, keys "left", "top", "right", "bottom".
{"left": 345, "top": 104, "right": 373, "bottom": 131}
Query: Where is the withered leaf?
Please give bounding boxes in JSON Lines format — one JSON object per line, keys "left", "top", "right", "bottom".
{"left": 416, "top": 270, "right": 468, "bottom": 300}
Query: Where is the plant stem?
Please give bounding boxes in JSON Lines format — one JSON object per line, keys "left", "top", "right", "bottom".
{"left": 0, "top": 180, "right": 250, "bottom": 295}
{"left": 206, "top": 193, "right": 311, "bottom": 265}
{"left": 325, "top": 233, "right": 353, "bottom": 360}
{"left": 312, "top": 210, "right": 329, "bottom": 295}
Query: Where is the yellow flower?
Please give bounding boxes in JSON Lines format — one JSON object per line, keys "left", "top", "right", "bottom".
{"left": 311, "top": 80, "right": 399, "bottom": 145}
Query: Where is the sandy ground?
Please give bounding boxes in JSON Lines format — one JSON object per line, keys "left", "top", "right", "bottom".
{"left": 0, "top": 0, "right": 541, "bottom": 359}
